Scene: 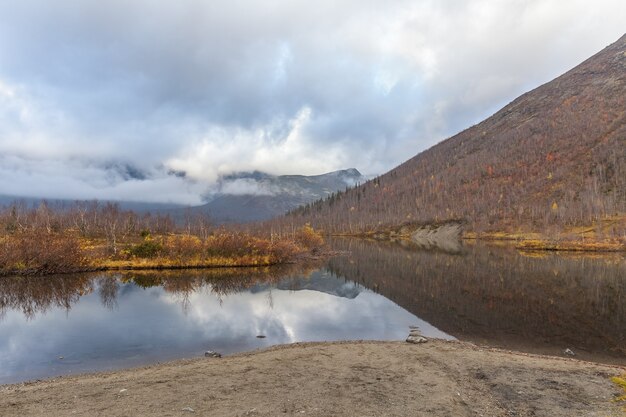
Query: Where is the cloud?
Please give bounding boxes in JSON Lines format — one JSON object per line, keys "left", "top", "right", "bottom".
{"left": 0, "top": 0, "right": 624, "bottom": 202}
{"left": 165, "top": 107, "right": 348, "bottom": 183}
{"left": 0, "top": 155, "right": 206, "bottom": 205}
{"left": 217, "top": 179, "right": 279, "bottom": 197}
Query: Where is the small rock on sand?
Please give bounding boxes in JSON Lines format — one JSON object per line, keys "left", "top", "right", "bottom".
{"left": 406, "top": 335, "right": 428, "bottom": 344}
{"left": 205, "top": 351, "right": 221, "bottom": 358}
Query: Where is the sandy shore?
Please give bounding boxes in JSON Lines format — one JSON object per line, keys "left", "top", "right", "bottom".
{"left": 1, "top": 340, "right": 624, "bottom": 417}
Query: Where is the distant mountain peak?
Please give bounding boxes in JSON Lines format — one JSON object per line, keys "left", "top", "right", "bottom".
{"left": 186, "top": 168, "right": 366, "bottom": 223}
{"left": 221, "top": 171, "right": 274, "bottom": 181}
{"left": 220, "top": 168, "right": 362, "bottom": 182}
{"left": 325, "top": 168, "right": 362, "bottom": 178}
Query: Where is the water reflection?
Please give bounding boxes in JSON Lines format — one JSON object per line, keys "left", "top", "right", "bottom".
{"left": 0, "top": 264, "right": 319, "bottom": 319}
{"left": 1, "top": 238, "right": 624, "bottom": 384}
{"left": 328, "top": 238, "right": 626, "bottom": 364}
{"left": 0, "top": 264, "right": 448, "bottom": 384}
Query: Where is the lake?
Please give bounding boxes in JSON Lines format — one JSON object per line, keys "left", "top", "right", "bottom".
{"left": 0, "top": 238, "right": 624, "bottom": 384}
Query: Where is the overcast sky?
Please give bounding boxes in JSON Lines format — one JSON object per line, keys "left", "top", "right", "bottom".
{"left": 0, "top": 0, "right": 624, "bottom": 204}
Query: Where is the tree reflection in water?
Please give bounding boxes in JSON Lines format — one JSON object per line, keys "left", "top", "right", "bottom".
{"left": 327, "top": 238, "right": 626, "bottom": 363}
{"left": 0, "top": 274, "right": 93, "bottom": 320}
{"left": 0, "top": 262, "right": 320, "bottom": 320}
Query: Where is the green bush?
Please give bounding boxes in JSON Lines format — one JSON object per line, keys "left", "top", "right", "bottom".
{"left": 128, "top": 240, "right": 163, "bottom": 258}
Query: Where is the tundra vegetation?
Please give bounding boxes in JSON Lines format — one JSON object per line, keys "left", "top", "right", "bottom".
{"left": 0, "top": 201, "right": 323, "bottom": 276}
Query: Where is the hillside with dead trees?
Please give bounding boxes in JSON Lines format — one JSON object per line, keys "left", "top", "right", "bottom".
{"left": 276, "top": 34, "right": 626, "bottom": 241}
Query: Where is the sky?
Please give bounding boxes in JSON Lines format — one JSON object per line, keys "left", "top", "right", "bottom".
{"left": 0, "top": 0, "right": 624, "bottom": 204}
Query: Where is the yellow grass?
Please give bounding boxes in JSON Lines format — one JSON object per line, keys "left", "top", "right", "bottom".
{"left": 611, "top": 375, "right": 626, "bottom": 404}
{"left": 516, "top": 239, "right": 625, "bottom": 252}
{"left": 97, "top": 255, "right": 277, "bottom": 270}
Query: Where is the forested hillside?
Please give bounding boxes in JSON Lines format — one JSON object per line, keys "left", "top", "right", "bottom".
{"left": 279, "top": 34, "right": 626, "bottom": 238}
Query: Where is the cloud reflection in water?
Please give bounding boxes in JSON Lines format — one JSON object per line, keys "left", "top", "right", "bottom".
{"left": 0, "top": 269, "right": 451, "bottom": 384}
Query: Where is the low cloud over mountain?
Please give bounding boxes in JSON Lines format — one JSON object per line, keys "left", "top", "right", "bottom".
{"left": 191, "top": 169, "right": 365, "bottom": 222}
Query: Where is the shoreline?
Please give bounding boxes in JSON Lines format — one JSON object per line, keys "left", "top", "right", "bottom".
{"left": 0, "top": 261, "right": 283, "bottom": 277}
{"left": 2, "top": 340, "right": 624, "bottom": 416}
{"left": 465, "top": 233, "right": 626, "bottom": 252}
{"left": 0, "top": 249, "right": 334, "bottom": 278}
{"left": 331, "top": 231, "right": 626, "bottom": 253}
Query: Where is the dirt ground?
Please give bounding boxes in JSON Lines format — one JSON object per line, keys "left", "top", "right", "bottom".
{"left": 1, "top": 340, "right": 624, "bottom": 417}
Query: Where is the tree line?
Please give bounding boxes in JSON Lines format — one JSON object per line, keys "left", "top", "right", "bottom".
{"left": 0, "top": 201, "right": 323, "bottom": 276}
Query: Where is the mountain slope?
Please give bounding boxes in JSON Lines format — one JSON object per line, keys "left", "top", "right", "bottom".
{"left": 282, "top": 34, "right": 626, "bottom": 238}
{"left": 185, "top": 169, "right": 363, "bottom": 223}
{"left": 0, "top": 194, "right": 185, "bottom": 213}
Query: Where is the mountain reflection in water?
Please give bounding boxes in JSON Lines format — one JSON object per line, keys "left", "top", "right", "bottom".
{"left": 327, "top": 238, "right": 626, "bottom": 364}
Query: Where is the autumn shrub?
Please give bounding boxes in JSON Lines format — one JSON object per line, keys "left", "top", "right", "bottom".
{"left": 294, "top": 224, "right": 324, "bottom": 250}
{"left": 163, "top": 235, "right": 204, "bottom": 261}
{"left": 246, "top": 237, "right": 271, "bottom": 257}
{"left": 204, "top": 231, "right": 304, "bottom": 263}
{"left": 206, "top": 231, "right": 256, "bottom": 258}
{"left": 0, "top": 231, "right": 86, "bottom": 275}
{"left": 267, "top": 239, "right": 302, "bottom": 263}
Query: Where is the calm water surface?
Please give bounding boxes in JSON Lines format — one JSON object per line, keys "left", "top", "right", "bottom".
{"left": 0, "top": 238, "right": 624, "bottom": 384}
